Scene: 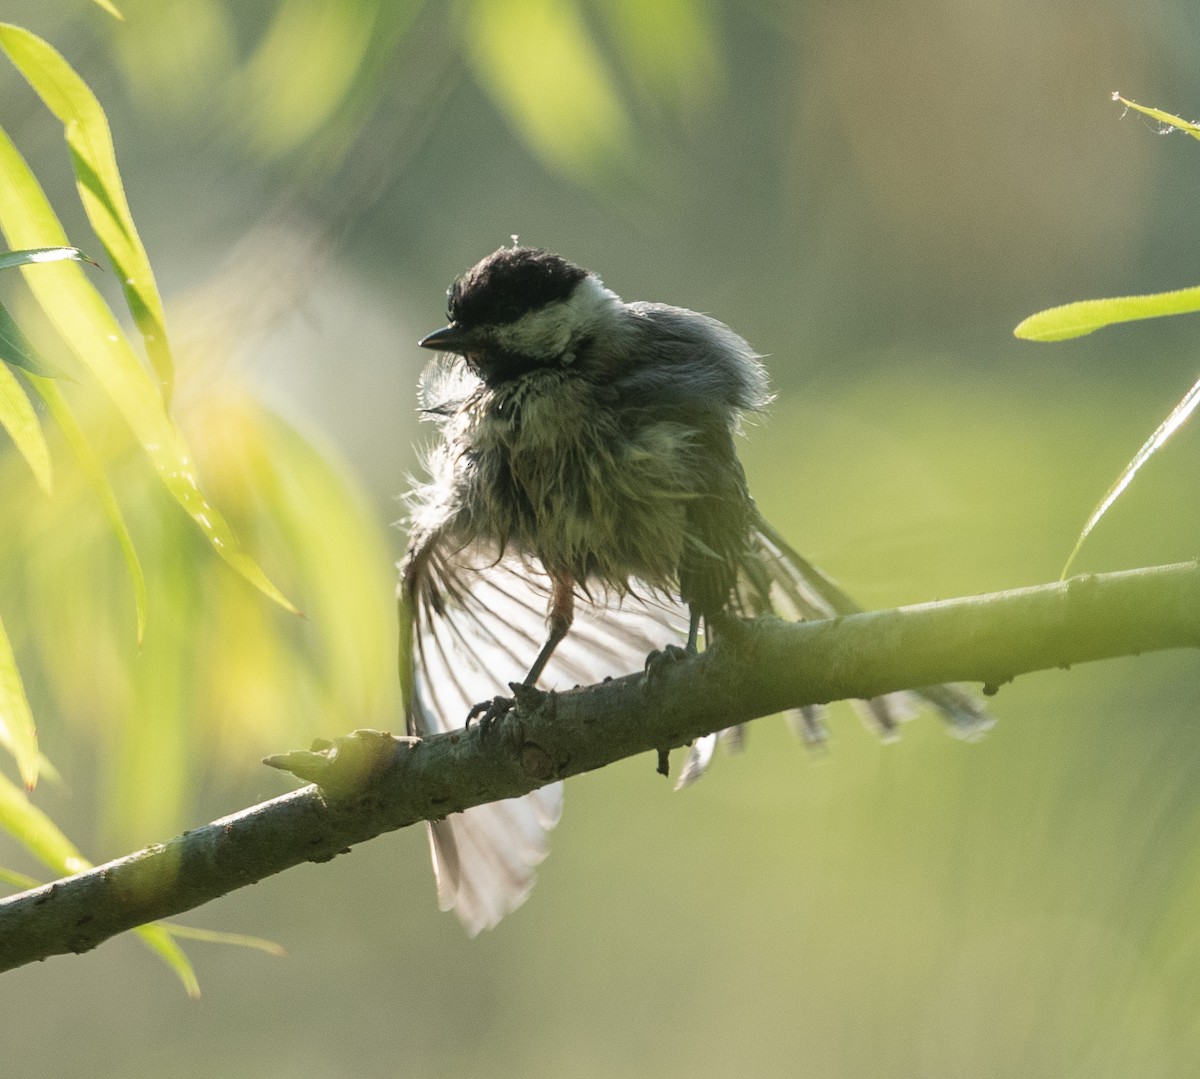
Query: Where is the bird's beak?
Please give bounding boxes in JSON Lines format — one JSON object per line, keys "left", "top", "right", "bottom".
{"left": 418, "top": 324, "right": 471, "bottom": 354}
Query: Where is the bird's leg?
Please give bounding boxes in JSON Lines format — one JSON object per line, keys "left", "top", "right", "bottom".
{"left": 524, "top": 572, "right": 575, "bottom": 685}
{"left": 468, "top": 570, "right": 574, "bottom": 733}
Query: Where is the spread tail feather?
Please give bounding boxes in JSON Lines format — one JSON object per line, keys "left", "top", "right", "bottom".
{"left": 428, "top": 784, "right": 563, "bottom": 937}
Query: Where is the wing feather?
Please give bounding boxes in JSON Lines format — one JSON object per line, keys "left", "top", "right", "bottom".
{"left": 677, "top": 514, "right": 993, "bottom": 785}
{"left": 404, "top": 537, "right": 686, "bottom": 935}
{"left": 746, "top": 515, "right": 990, "bottom": 733}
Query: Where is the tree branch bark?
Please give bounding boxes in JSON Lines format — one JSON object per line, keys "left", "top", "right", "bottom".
{"left": 2, "top": 560, "right": 1199, "bottom": 974}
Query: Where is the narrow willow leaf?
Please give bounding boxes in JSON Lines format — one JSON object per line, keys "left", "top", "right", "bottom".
{"left": 90, "top": 0, "right": 126, "bottom": 19}
{"left": 0, "top": 299, "right": 66, "bottom": 377}
{"left": 1015, "top": 284, "right": 1200, "bottom": 342}
{"left": 0, "top": 127, "right": 298, "bottom": 614}
{"left": 0, "top": 732, "right": 59, "bottom": 788}
{"left": 0, "top": 796, "right": 203, "bottom": 996}
{"left": 0, "top": 246, "right": 98, "bottom": 271}
{"left": 0, "top": 853, "right": 262, "bottom": 1000}
{"left": 0, "top": 865, "right": 40, "bottom": 889}
{"left": 233, "top": 0, "right": 377, "bottom": 158}
{"left": 0, "top": 24, "right": 173, "bottom": 397}
{"left": 463, "top": 0, "right": 630, "bottom": 177}
{"left": 0, "top": 612, "right": 38, "bottom": 790}
{"left": 1062, "top": 375, "right": 1200, "bottom": 578}
{"left": 161, "top": 922, "right": 287, "bottom": 957}
{"left": 1016, "top": 97, "right": 1200, "bottom": 342}
{"left": 599, "top": 0, "right": 722, "bottom": 104}
{"left": 0, "top": 359, "right": 51, "bottom": 493}
{"left": 0, "top": 773, "right": 85, "bottom": 870}
{"left": 28, "top": 374, "right": 148, "bottom": 643}
{"left": 1113, "top": 94, "right": 1200, "bottom": 141}
{"left": 134, "top": 925, "right": 201, "bottom": 999}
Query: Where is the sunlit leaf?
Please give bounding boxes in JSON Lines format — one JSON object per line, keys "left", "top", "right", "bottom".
{"left": 28, "top": 374, "right": 148, "bottom": 644}
{"left": 0, "top": 23, "right": 173, "bottom": 397}
{"left": 0, "top": 773, "right": 85, "bottom": 870}
{"left": 134, "top": 924, "right": 201, "bottom": 999}
{"left": 90, "top": 0, "right": 126, "bottom": 20}
{"left": 0, "top": 126, "right": 298, "bottom": 614}
{"left": 599, "top": 0, "right": 722, "bottom": 104}
{"left": 1062, "top": 374, "right": 1200, "bottom": 578}
{"left": 0, "top": 358, "right": 51, "bottom": 493}
{"left": 1014, "top": 284, "right": 1200, "bottom": 342}
{"left": 0, "top": 835, "right": 272, "bottom": 1000}
{"left": 227, "top": 405, "right": 396, "bottom": 719}
{"left": 0, "top": 246, "right": 98, "bottom": 271}
{"left": 0, "top": 300, "right": 65, "bottom": 378}
{"left": 233, "top": 0, "right": 378, "bottom": 158}
{"left": 111, "top": 572, "right": 191, "bottom": 842}
{"left": 1113, "top": 93, "right": 1200, "bottom": 141}
{"left": 0, "top": 865, "right": 39, "bottom": 890}
{"left": 0, "top": 718, "right": 60, "bottom": 788}
{"left": 161, "top": 922, "right": 286, "bottom": 957}
{"left": 462, "top": 0, "right": 630, "bottom": 177}
{"left": 0, "top": 612, "right": 37, "bottom": 790}
{"left": 0, "top": 788, "right": 203, "bottom": 995}
{"left": 0, "top": 775, "right": 198, "bottom": 993}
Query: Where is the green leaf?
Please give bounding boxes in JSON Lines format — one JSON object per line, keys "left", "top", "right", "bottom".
{"left": 0, "top": 865, "right": 40, "bottom": 890}
{"left": 1113, "top": 93, "right": 1200, "bottom": 141}
{"left": 0, "top": 246, "right": 99, "bottom": 271}
{"left": 1014, "top": 284, "right": 1200, "bottom": 342}
{"left": 232, "top": 0, "right": 378, "bottom": 159}
{"left": 462, "top": 0, "right": 630, "bottom": 178}
{"left": 0, "top": 773, "right": 83, "bottom": 870}
{"left": 160, "top": 922, "right": 286, "bottom": 957}
{"left": 0, "top": 856, "right": 276, "bottom": 1000}
{"left": 1062, "top": 375, "right": 1200, "bottom": 578}
{"left": 0, "top": 612, "right": 38, "bottom": 790}
{"left": 0, "top": 299, "right": 66, "bottom": 377}
{"left": 0, "top": 126, "right": 298, "bottom": 615}
{"left": 91, "top": 0, "right": 126, "bottom": 20}
{"left": 599, "top": 0, "right": 722, "bottom": 104}
{"left": 28, "top": 374, "right": 148, "bottom": 643}
{"left": 0, "top": 358, "right": 51, "bottom": 493}
{"left": 0, "top": 777, "right": 200, "bottom": 995}
{"left": 1015, "top": 97, "right": 1200, "bottom": 343}
{"left": 0, "top": 24, "right": 173, "bottom": 397}
{"left": 134, "top": 924, "right": 201, "bottom": 999}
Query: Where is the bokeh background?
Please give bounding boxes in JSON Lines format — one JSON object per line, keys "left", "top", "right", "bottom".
{"left": 4, "top": 1, "right": 1200, "bottom": 1075}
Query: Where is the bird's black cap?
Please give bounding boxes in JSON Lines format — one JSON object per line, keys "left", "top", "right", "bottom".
{"left": 447, "top": 247, "right": 588, "bottom": 329}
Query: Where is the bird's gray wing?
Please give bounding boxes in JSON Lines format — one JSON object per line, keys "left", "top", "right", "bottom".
{"left": 402, "top": 538, "right": 687, "bottom": 935}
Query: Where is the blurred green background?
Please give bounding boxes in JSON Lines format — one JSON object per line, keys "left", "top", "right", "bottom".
{"left": 5, "top": 0, "right": 1200, "bottom": 1075}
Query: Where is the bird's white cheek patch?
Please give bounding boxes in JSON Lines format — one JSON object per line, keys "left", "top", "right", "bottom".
{"left": 491, "top": 307, "right": 572, "bottom": 359}
{"left": 489, "top": 277, "right": 620, "bottom": 360}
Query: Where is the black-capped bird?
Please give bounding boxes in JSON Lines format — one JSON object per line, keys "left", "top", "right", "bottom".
{"left": 399, "top": 246, "right": 990, "bottom": 935}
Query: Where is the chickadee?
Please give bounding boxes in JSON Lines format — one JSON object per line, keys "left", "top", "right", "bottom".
{"left": 399, "top": 246, "right": 990, "bottom": 936}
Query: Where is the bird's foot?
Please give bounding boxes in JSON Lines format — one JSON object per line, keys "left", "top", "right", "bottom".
{"left": 644, "top": 641, "right": 695, "bottom": 684}
{"left": 466, "top": 682, "right": 547, "bottom": 737}
{"left": 466, "top": 693, "right": 515, "bottom": 736}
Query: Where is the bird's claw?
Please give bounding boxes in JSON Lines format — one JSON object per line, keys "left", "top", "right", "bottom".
{"left": 466, "top": 680, "right": 548, "bottom": 737}
{"left": 466, "top": 694, "right": 515, "bottom": 736}
{"left": 644, "top": 642, "right": 694, "bottom": 683}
